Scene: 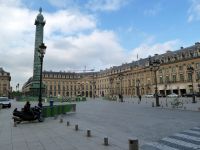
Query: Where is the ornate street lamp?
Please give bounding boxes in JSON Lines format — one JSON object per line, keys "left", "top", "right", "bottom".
{"left": 149, "top": 56, "right": 160, "bottom": 107}
{"left": 118, "top": 74, "right": 123, "bottom": 96}
{"left": 38, "top": 43, "right": 46, "bottom": 107}
{"left": 118, "top": 74, "right": 124, "bottom": 102}
{"left": 109, "top": 77, "right": 114, "bottom": 97}
{"left": 136, "top": 79, "right": 140, "bottom": 96}
{"left": 187, "top": 65, "right": 196, "bottom": 103}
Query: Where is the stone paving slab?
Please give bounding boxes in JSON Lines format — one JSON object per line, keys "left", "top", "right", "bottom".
{"left": 0, "top": 98, "right": 200, "bottom": 150}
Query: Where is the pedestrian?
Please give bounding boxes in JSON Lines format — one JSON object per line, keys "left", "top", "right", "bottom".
{"left": 139, "top": 95, "right": 141, "bottom": 102}
{"left": 118, "top": 94, "right": 121, "bottom": 102}
{"left": 121, "top": 94, "right": 123, "bottom": 102}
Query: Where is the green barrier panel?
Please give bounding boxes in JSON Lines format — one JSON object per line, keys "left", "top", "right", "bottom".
{"left": 50, "top": 107, "right": 55, "bottom": 117}
{"left": 57, "top": 105, "right": 62, "bottom": 114}
{"left": 42, "top": 104, "right": 76, "bottom": 118}
{"left": 46, "top": 107, "right": 52, "bottom": 117}
{"left": 82, "top": 97, "right": 86, "bottom": 101}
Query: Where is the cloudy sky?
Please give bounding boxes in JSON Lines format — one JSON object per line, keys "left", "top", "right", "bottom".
{"left": 0, "top": 0, "right": 200, "bottom": 90}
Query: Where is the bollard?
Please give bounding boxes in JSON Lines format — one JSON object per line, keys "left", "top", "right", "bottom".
{"left": 60, "top": 118, "right": 63, "bottom": 123}
{"left": 75, "top": 124, "right": 78, "bottom": 131}
{"left": 66, "top": 121, "right": 70, "bottom": 126}
{"left": 184, "top": 106, "right": 186, "bottom": 110}
{"left": 87, "top": 129, "right": 91, "bottom": 137}
{"left": 129, "top": 139, "right": 138, "bottom": 150}
{"left": 104, "top": 137, "right": 109, "bottom": 146}
{"left": 152, "top": 102, "right": 154, "bottom": 107}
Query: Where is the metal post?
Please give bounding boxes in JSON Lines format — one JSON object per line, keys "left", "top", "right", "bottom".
{"left": 87, "top": 129, "right": 91, "bottom": 137}
{"left": 191, "top": 73, "right": 196, "bottom": 103}
{"left": 75, "top": 124, "right": 78, "bottom": 131}
{"left": 38, "top": 55, "right": 43, "bottom": 107}
{"left": 154, "top": 70, "right": 160, "bottom": 107}
{"left": 129, "top": 139, "right": 138, "bottom": 150}
{"left": 104, "top": 137, "right": 108, "bottom": 146}
{"left": 66, "top": 121, "right": 70, "bottom": 126}
{"left": 187, "top": 66, "right": 196, "bottom": 103}
{"left": 38, "top": 43, "right": 46, "bottom": 108}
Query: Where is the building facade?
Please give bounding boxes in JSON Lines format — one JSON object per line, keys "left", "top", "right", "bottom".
{"left": 0, "top": 67, "right": 11, "bottom": 97}
{"left": 41, "top": 42, "right": 200, "bottom": 98}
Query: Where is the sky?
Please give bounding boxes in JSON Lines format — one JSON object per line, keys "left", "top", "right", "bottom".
{"left": 0, "top": 0, "right": 200, "bottom": 90}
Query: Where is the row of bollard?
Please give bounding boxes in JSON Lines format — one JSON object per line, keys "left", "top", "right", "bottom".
{"left": 60, "top": 119, "right": 139, "bottom": 150}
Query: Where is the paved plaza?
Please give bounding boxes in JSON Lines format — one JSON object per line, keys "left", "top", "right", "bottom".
{"left": 0, "top": 97, "right": 200, "bottom": 150}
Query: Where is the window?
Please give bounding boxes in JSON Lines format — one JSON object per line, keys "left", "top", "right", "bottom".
{"left": 165, "top": 75, "right": 170, "bottom": 83}
{"left": 179, "top": 66, "right": 183, "bottom": 71}
{"left": 179, "top": 74, "right": 184, "bottom": 82}
{"left": 196, "top": 72, "right": 200, "bottom": 80}
{"left": 172, "top": 67, "right": 176, "bottom": 72}
{"left": 196, "top": 63, "right": 200, "bottom": 69}
{"left": 172, "top": 75, "right": 176, "bottom": 82}
{"left": 160, "top": 76, "right": 163, "bottom": 84}
{"left": 188, "top": 73, "right": 192, "bottom": 82}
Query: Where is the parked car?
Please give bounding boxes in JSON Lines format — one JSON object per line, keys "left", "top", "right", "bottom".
{"left": 167, "top": 93, "right": 178, "bottom": 98}
{"left": 144, "top": 94, "right": 154, "bottom": 98}
{"left": 0, "top": 97, "right": 11, "bottom": 108}
{"left": 182, "top": 93, "right": 200, "bottom": 97}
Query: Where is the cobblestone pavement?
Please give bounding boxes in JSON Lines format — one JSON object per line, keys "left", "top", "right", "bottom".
{"left": 0, "top": 97, "right": 200, "bottom": 150}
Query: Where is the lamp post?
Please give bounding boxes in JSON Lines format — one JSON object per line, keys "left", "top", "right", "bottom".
{"left": 149, "top": 57, "right": 160, "bottom": 107}
{"left": 118, "top": 74, "right": 123, "bottom": 102}
{"left": 187, "top": 66, "right": 196, "bottom": 103}
{"left": 136, "top": 79, "right": 140, "bottom": 96}
{"left": 109, "top": 77, "right": 114, "bottom": 98}
{"left": 92, "top": 72, "right": 96, "bottom": 99}
{"left": 38, "top": 43, "right": 46, "bottom": 107}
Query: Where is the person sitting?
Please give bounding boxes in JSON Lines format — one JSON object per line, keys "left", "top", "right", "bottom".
{"left": 23, "top": 101, "right": 31, "bottom": 113}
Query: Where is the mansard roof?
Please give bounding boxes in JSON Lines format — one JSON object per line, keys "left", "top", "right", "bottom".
{"left": 0, "top": 67, "right": 10, "bottom": 75}
{"left": 43, "top": 42, "right": 200, "bottom": 77}
{"left": 43, "top": 70, "right": 98, "bottom": 78}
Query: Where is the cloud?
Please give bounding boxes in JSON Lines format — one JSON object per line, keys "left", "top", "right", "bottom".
{"left": 188, "top": 0, "right": 200, "bottom": 22}
{"left": 48, "top": 0, "right": 78, "bottom": 9}
{"left": 86, "top": 0, "right": 130, "bottom": 11}
{"left": 44, "top": 10, "right": 96, "bottom": 36}
{"left": 44, "top": 30, "right": 126, "bottom": 71}
{"left": 0, "top": 0, "right": 97, "bottom": 88}
{"left": 144, "top": 3, "right": 162, "bottom": 16}
{"left": 128, "top": 39, "right": 181, "bottom": 61}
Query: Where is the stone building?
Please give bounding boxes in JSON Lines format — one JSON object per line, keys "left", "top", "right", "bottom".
{"left": 0, "top": 67, "right": 11, "bottom": 97}
{"left": 42, "top": 42, "right": 200, "bottom": 98}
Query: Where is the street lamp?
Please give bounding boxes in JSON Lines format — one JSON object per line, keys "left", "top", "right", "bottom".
{"left": 38, "top": 43, "right": 46, "bottom": 107}
{"left": 149, "top": 57, "right": 160, "bottom": 107}
{"left": 109, "top": 77, "right": 114, "bottom": 98}
{"left": 136, "top": 79, "right": 140, "bottom": 96}
{"left": 187, "top": 65, "right": 196, "bottom": 103}
{"left": 118, "top": 74, "right": 123, "bottom": 102}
